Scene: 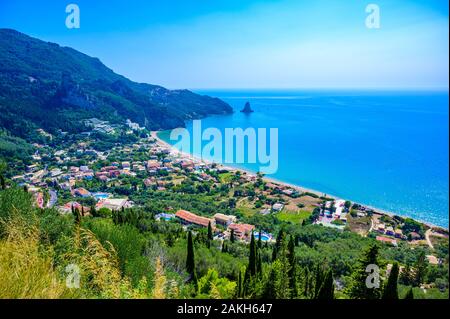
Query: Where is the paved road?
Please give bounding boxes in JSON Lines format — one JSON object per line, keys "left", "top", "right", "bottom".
{"left": 47, "top": 190, "right": 57, "bottom": 208}
{"left": 425, "top": 229, "right": 434, "bottom": 250}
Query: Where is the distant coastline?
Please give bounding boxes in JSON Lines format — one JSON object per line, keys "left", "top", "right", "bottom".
{"left": 154, "top": 130, "right": 448, "bottom": 231}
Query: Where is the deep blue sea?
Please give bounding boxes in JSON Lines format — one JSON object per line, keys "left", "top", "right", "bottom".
{"left": 161, "top": 89, "right": 449, "bottom": 228}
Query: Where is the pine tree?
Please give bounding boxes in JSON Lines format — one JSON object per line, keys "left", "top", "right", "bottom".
{"left": 316, "top": 269, "right": 334, "bottom": 300}
{"left": 345, "top": 244, "right": 382, "bottom": 299}
{"left": 404, "top": 287, "right": 414, "bottom": 299}
{"left": 382, "top": 263, "right": 399, "bottom": 299}
{"left": 186, "top": 231, "right": 196, "bottom": 283}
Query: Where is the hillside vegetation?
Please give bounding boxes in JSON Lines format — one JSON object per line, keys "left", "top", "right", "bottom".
{"left": 0, "top": 29, "right": 232, "bottom": 139}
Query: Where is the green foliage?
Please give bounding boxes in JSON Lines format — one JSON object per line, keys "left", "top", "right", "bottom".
{"left": 382, "top": 263, "right": 399, "bottom": 299}
{"left": 0, "top": 28, "right": 232, "bottom": 140}
{"left": 197, "top": 269, "right": 236, "bottom": 299}
{"left": 186, "top": 231, "right": 196, "bottom": 282}
{"left": 316, "top": 269, "right": 334, "bottom": 299}
{"left": 345, "top": 244, "right": 383, "bottom": 299}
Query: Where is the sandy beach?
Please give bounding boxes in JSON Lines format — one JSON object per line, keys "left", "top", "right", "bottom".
{"left": 151, "top": 131, "right": 447, "bottom": 231}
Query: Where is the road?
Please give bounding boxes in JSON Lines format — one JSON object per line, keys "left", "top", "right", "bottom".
{"left": 47, "top": 189, "right": 58, "bottom": 208}
{"left": 425, "top": 229, "right": 434, "bottom": 250}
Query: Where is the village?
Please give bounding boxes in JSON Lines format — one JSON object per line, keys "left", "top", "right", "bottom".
{"left": 8, "top": 118, "right": 449, "bottom": 264}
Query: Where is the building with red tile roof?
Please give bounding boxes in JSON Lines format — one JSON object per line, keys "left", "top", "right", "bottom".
{"left": 228, "top": 223, "right": 255, "bottom": 240}
{"left": 175, "top": 210, "right": 215, "bottom": 228}
{"left": 376, "top": 236, "right": 398, "bottom": 246}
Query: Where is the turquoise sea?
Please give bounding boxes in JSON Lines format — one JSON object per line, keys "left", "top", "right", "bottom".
{"left": 160, "top": 90, "right": 449, "bottom": 228}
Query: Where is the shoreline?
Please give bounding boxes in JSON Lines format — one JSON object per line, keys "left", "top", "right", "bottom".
{"left": 151, "top": 131, "right": 448, "bottom": 231}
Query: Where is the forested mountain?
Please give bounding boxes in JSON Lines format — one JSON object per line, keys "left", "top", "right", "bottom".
{"left": 0, "top": 28, "right": 232, "bottom": 138}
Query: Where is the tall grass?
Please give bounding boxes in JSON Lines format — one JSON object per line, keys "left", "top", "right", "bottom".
{"left": 0, "top": 217, "right": 74, "bottom": 299}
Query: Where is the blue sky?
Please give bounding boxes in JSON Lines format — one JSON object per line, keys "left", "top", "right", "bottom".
{"left": 1, "top": 0, "right": 448, "bottom": 89}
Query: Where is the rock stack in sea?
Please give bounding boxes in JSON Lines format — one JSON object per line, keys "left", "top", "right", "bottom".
{"left": 240, "top": 102, "right": 254, "bottom": 113}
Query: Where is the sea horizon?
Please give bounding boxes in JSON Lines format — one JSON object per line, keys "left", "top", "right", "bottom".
{"left": 160, "top": 89, "right": 449, "bottom": 228}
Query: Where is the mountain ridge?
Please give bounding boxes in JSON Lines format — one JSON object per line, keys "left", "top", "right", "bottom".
{"left": 0, "top": 28, "right": 233, "bottom": 138}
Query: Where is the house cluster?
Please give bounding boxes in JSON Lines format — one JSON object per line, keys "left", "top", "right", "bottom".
{"left": 375, "top": 223, "right": 406, "bottom": 240}
{"left": 174, "top": 209, "right": 256, "bottom": 242}
{"left": 84, "top": 118, "right": 118, "bottom": 134}
{"left": 316, "top": 199, "right": 349, "bottom": 229}
{"left": 264, "top": 182, "right": 299, "bottom": 197}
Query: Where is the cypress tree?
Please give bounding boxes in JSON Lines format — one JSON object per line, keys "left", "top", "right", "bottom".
{"left": 316, "top": 269, "right": 334, "bottom": 300}
{"left": 303, "top": 268, "right": 310, "bottom": 298}
{"left": 258, "top": 230, "right": 262, "bottom": 249}
{"left": 413, "top": 251, "right": 428, "bottom": 287}
{"left": 230, "top": 229, "right": 235, "bottom": 243}
{"left": 248, "top": 233, "right": 257, "bottom": 277}
{"left": 404, "top": 287, "right": 414, "bottom": 299}
{"left": 382, "top": 263, "right": 399, "bottom": 299}
{"left": 0, "top": 174, "right": 6, "bottom": 190}
{"left": 186, "top": 231, "right": 196, "bottom": 281}
{"left": 262, "top": 266, "right": 277, "bottom": 299}
{"left": 90, "top": 204, "right": 97, "bottom": 217}
{"left": 399, "top": 264, "right": 412, "bottom": 286}
{"left": 256, "top": 252, "right": 262, "bottom": 278}
{"left": 288, "top": 236, "right": 297, "bottom": 297}
{"left": 314, "top": 263, "right": 324, "bottom": 298}
{"left": 222, "top": 241, "right": 227, "bottom": 253}
{"left": 74, "top": 208, "right": 81, "bottom": 224}
{"left": 272, "top": 229, "right": 285, "bottom": 261}
{"left": 207, "top": 221, "right": 213, "bottom": 241}
{"left": 237, "top": 270, "right": 242, "bottom": 298}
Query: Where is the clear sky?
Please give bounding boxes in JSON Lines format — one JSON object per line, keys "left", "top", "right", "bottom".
{"left": 1, "top": 0, "right": 448, "bottom": 89}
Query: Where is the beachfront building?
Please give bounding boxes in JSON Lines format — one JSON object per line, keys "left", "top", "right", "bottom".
{"left": 175, "top": 210, "right": 215, "bottom": 228}
{"left": 228, "top": 223, "right": 255, "bottom": 241}
{"left": 213, "top": 213, "right": 237, "bottom": 226}
{"left": 272, "top": 203, "right": 284, "bottom": 212}
{"left": 97, "top": 198, "right": 131, "bottom": 211}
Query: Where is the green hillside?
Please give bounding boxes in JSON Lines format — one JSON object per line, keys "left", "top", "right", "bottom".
{"left": 0, "top": 28, "right": 232, "bottom": 138}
